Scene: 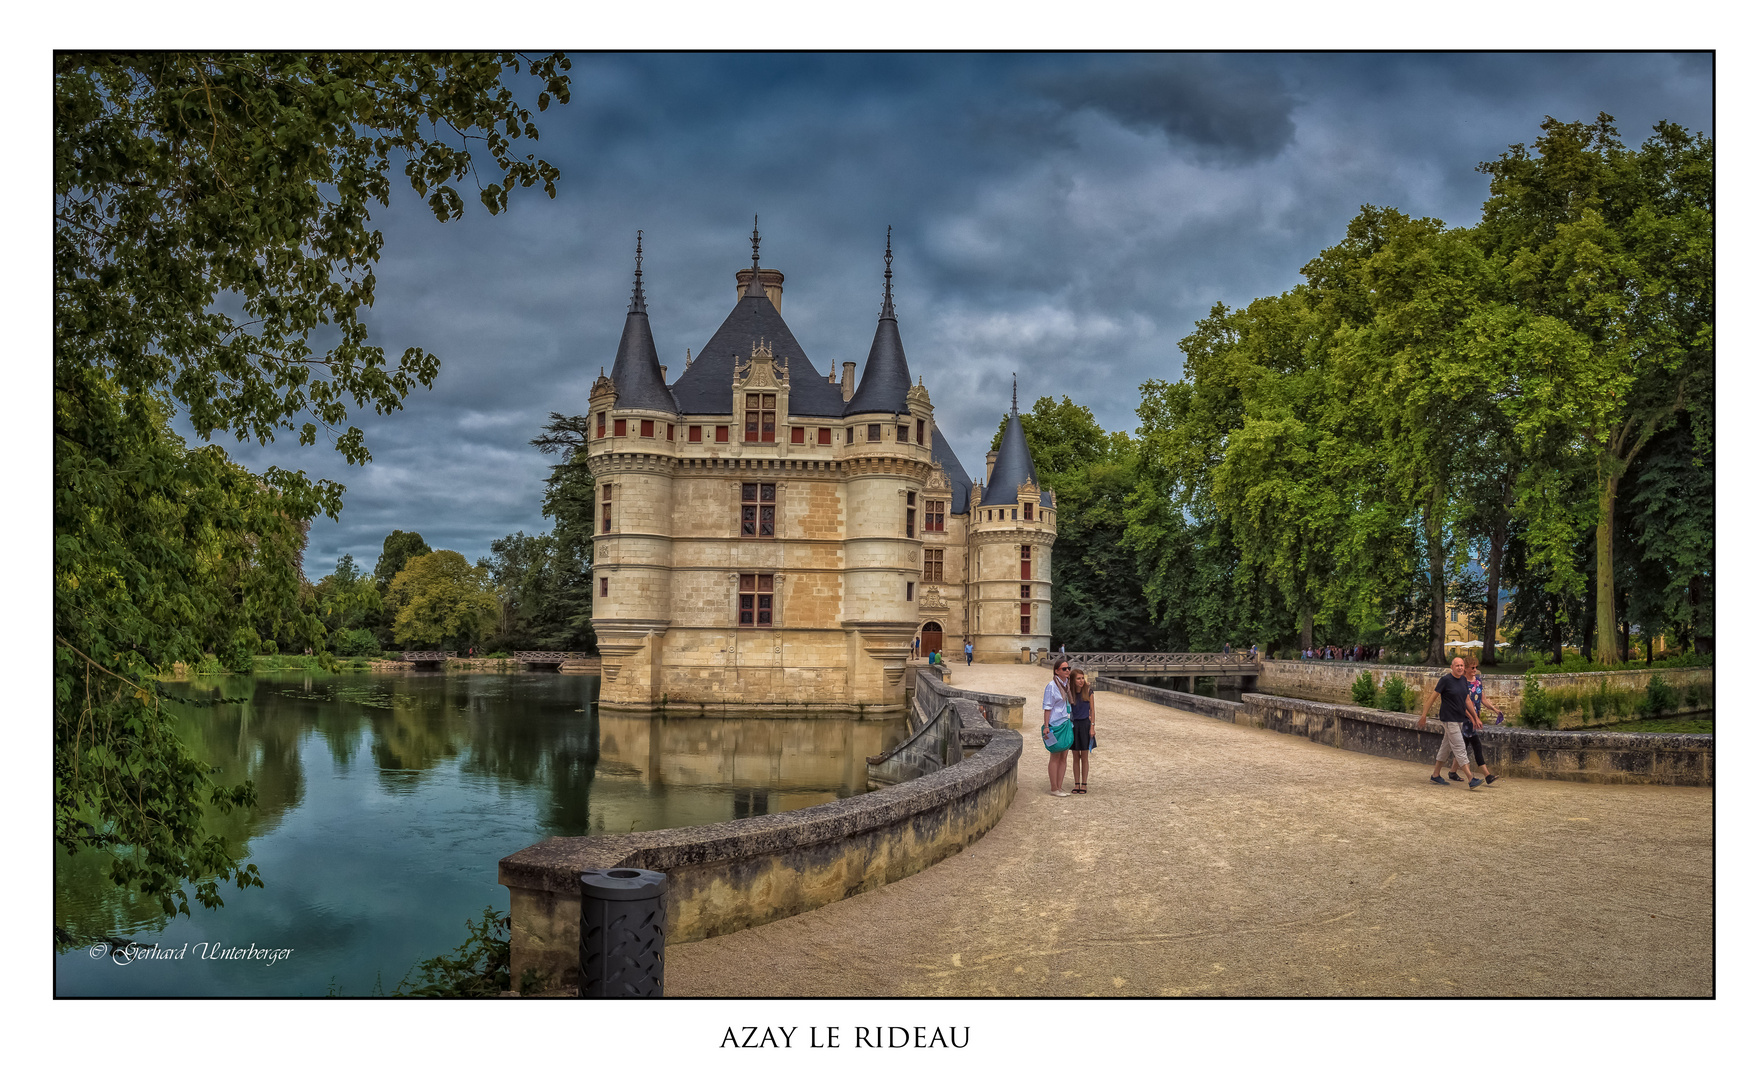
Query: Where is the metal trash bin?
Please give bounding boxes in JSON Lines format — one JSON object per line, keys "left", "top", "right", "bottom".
{"left": 578, "top": 867, "right": 667, "bottom": 997}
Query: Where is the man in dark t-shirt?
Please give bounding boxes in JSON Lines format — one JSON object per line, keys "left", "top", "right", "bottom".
{"left": 1416, "top": 656, "right": 1483, "bottom": 789}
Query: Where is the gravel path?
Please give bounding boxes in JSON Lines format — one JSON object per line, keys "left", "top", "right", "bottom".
{"left": 666, "top": 664, "right": 1713, "bottom": 997}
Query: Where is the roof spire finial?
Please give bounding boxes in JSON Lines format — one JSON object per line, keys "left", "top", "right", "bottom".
{"left": 751, "top": 215, "right": 761, "bottom": 272}
{"left": 880, "top": 225, "right": 896, "bottom": 319}
{"left": 1012, "top": 373, "right": 1018, "bottom": 414}
{"left": 628, "top": 230, "right": 647, "bottom": 314}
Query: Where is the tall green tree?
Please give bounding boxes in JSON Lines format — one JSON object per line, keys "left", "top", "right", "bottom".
{"left": 387, "top": 551, "right": 500, "bottom": 648}
{"left": 991, "top": 397, "right": 1155, "bottom": 651}
{"left": 374, "top": 530, "right": 434, "bottom": 589}
{"left": 530, "top": 413, "right": 600, "bottom": 652}
{"left": 1475, "top": 114, "right": 1712, "bottom": 663}
{"left": 55, "top": 53, "right": 571, "bottom": 918}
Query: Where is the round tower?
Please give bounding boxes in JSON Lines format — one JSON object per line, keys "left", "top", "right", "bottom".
{"left": 969, "top": 377, "right": 1056, "bottom": 663}
{"left": 839, "top": 228, "right": 935, "bottom": 699}
{"left": 587, "top": 234, "right": 679, "bottom": 704}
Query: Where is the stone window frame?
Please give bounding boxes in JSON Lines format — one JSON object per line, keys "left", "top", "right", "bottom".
{"left": 923, "top": 547, "right": 944, "bottom": 583}
{"left": 924, "top": 499, "right": 945, "bottom": 532}
{"left": 790, "top": 426, "right": 805, "bottom": 444}
{"left": 601, "top": 483, "right": 613, "bottom": 534}
{"left": 740, "top": 481, "right": 777, "bottom": 539}
{"left": 595, "top": 411, "right": 606, "bottom": 438}
{"left": 688, "top": 424, "right": 703, "bottom": 442}
{"left": 737, "top": 573, "right": 775, "bottom": 628}
{"left": 716, "top": 424, "right": 730, "bottom": 442}
{"left": 868, "top": 423, "right": 882, "bottom": 442}
{"left": 818, "top": 427, "right": 832, "bottom": 445}
{"left": 744, "top": 393, "right": 777, "bottom": 443}
{"left": 614, "top": 418, "right": 627, "bottom": 437}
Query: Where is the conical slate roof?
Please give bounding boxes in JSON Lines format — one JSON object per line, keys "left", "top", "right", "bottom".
{"left": 980, "top": 390, "right": 1041, "bottom": 507}
{"left": 845, "top": 228, "right": 913, "bottom": 416}
{"left": 608, "top": 233, "right": 678, "bottom": 413}
{"left": 668, "top": 220, "right": 848, "bottom": 418}
{"left": 929, "top": 424, "right": 972, "bottom": 515}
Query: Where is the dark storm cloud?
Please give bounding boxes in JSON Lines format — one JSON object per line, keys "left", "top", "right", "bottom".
{"left": 198, "top": 53, "right": 1709, "bottom": 580}
{"left": 1032, "top": 55, "right": 1299, "bottom": 164}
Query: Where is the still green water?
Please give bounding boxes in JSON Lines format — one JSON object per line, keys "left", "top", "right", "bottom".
{"left": 54, "top": 670, "right": 902, "bottom": 997}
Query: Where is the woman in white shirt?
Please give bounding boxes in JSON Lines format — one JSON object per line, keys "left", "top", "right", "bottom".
{"left": 1042, "top": 659, "right": 1075, "bottom": 796}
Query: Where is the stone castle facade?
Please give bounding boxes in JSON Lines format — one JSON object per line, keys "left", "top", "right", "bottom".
{"left": 585, "top": 225, "right": 1053, "bottom": 711}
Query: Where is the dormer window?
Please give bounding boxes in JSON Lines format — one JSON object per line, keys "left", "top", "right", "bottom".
{"left": 745, "top": 394, "right": 776, "bottom": 442}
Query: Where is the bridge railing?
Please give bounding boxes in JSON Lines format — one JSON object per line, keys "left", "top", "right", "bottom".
{"left": 1041, "top": 652, "right": 1260, "bottom": 673}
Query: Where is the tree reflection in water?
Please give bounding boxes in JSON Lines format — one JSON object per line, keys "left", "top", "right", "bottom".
{"left": 55, "top": 670, "right": 903, "bottom": 995}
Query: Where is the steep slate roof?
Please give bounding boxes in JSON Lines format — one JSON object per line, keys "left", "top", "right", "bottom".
{"left": 669, "top": 221, "right": 848, "bottom": 418}
{"left": 844, "top": 229, "right": 913, "bottom": 416}
{"left": 929, "top": 424, "right": 972, "bottom": 515}
{"left": 980, "top": 399, "right": 1044, "bottom": 507}
{"left": 608, "top": 233, "right": 679, "bottom": 413}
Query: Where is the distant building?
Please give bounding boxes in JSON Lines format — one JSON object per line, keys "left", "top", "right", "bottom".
{"left": 584, "top": 225, "right": 1053, "bottom": 711}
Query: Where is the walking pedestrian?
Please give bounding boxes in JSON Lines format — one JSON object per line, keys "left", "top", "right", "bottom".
{"left": 1069, "top": 668, "right": 1097, "bottom": 794}
{"left": 1042, "top": 658, "right": 1076, "bottom": 796}
{"left": 964, "top": 640, "right": 974, "bottom": 666}
{"left": 1417, "top": 656, "right": 1483, "bottom": 789}
{"left": 1450, "top": 654, "right": 1499, "bottom": 785}
{"left": 913, "top": 635, "right": 921, "bottom": 660}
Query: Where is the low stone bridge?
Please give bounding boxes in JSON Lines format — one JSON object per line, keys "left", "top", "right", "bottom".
{"left": 512, "top": 651, "right": 589, "bottom": 669}
{"left": 1046, "top": 651, "right": 1259, "bottom": 675}
{"left": 1043, "top": 651, "right": 1259, "bottom": 693}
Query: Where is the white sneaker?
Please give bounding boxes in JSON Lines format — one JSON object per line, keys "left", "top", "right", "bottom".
{"left": 1051, "top": 789, "right": 1070, "bottom": 797}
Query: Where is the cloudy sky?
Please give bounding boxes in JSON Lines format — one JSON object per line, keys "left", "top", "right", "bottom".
{"left": 207, "top": 52, "right": 1713, "bottom": 579}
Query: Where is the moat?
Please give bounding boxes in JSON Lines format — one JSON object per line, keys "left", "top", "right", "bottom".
{"left": 53, "top": 670, "right": 902, "bottom": 996}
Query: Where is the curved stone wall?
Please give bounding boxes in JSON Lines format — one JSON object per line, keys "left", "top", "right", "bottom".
{"left": 499, "top": 721, "right": 1022, "bottom": 994}
{"left": 1238, "top": 692, "right": 1711, "bottom": 786}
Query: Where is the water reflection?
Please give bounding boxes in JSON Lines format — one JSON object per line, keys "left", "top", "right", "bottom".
{"left": 54, "top": 671, "right": 902, "bottom": 996}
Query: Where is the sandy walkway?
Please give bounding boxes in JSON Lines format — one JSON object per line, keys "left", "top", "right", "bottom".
{"left": 667, "top": 664, "right": 1712, "bottom": 997}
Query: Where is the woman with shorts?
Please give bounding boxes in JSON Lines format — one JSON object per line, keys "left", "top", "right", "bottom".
{"left": 1069, "top": 668, "right": 1096, "bottom": 794}
{"left": 1451, "top": 653, "right": 1499, "bottom": 786}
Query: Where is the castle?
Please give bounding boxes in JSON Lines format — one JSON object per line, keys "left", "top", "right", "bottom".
{"left": 585, "top": 223, "right": 1054, "bottom": 711}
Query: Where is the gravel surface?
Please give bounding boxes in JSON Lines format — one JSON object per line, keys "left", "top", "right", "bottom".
{"left": 666, "top": 664, "right": 1713, "bottom": 997}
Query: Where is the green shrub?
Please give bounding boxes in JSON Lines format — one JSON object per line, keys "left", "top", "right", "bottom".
{"left": 382, "top": 651, "right": 404, "bottom": 662}
{"left": 1378, "top": 676, "right": 1415, "bottom": 713}
{"left": 331, "top": 628, "right": 379, "bottom": 657}
{"left": 1350, "top": 670, "right": 1379, "bottom": 707}
{"left": 1684, "top": 685, "right": 1701, "bottom": 709}
{"left": 393, "top": 907, "right": 511, "bottom": 998}
{"left": 487, "top": 650, "right": 511, "bottom": 660}
{"left": 1519, "top": 672, "right": 1553, "bottom": 729}
{"left": 1644, "top": 674, "right": 1680, "bottom": 717}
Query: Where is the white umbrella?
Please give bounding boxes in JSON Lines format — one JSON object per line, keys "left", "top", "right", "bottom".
{"left": 1454, "top": 640, "right": 1484, "bottom": 649}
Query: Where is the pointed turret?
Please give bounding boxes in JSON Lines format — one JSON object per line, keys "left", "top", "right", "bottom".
{"left": 980, "top": 373, "right": 1040, "bottom": 506}
{"left": 608, "top": 231, "right": 678, "bottom": 413}
{"left": 845, "top": 227, "right": 913, "bottom": 416}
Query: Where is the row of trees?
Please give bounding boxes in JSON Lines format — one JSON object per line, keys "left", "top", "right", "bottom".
{"left": 1011, "top": 114, "right": 1711, "bottom": 668}
{"left": 302, "top": 519, "right": 594, "bottom": 656}
{"left": 54, "top": 54, "right": 573, "bottom": 916}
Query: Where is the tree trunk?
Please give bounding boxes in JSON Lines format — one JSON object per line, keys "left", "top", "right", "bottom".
{"left": 1482, "top": 506, "right": 1508, "bottom": 669}
{"left": 1594, "top": 470, "right": 1622, "bottom": 664}
{"left": 1299, "top": 607, "right": 1314, "bottom": 652}
{"left": 1426, "top": 501, "right": 1447, "bottom": 666}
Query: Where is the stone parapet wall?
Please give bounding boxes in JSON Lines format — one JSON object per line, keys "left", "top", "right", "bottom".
{"left": 1256, "top": 659, "right": 1713, "bottom": 728}
{"left": 1094, "top": 676, "right": 1241, "bottom": 722}
{"left": 909, "top": 662, "right": 1025, "bottom": 729}
{"left": 1237, "top": 692, "right": 1712, "bottom": 786}
{"left": 499, "top": 722, "right": 1022, "bottom": 994}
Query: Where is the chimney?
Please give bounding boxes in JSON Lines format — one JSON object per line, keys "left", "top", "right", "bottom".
{"left": 735, "top": 267, "right": 785, "bottom": 312}
{"left": 985, "top": 450, "right": 998, "bottom": 484}
{"left": 841, "top": 362, "right": 856, "bottom": 401}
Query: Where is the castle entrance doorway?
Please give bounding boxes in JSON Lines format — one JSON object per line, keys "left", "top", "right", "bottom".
{"left": 921, "top": 622, "right": 943, "bottom": 657}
